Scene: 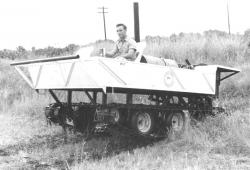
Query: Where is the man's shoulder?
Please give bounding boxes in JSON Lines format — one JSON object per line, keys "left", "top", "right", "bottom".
{"left": 126, "top": 37, "right": 136, "bottom": 44}
{"left": 115, "top": 39, "right": 120, "bottom": 44}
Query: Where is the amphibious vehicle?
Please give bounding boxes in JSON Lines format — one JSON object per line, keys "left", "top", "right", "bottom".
{"left": 10, "top": 44, "right": 240, "bottom": 137}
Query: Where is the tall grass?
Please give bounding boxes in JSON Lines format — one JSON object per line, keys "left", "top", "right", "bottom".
{"left": 144, "top": 34, "right": 247, "bottom": 65}
{"left": 0, "top": 60, "right": 36, "bottom": 112}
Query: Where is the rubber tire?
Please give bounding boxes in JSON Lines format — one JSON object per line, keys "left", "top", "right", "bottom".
{"left": 113, "top": 108, "right": 127, "bottom": 125}
{"left": 190, "top": 110, "right": 205, "bottom": 122}
{"left": 131, "top": 111, "right": 156, "bottom": 135}
{"left": 166, "top": 111, "right": 186, "bottom": 134}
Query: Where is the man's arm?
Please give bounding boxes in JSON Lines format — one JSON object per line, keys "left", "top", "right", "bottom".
{"left": 116, "top": 49, "right": 136, "bottom": 60}
{"left": 105, "top": 45, "right": 118, "bottom": 58}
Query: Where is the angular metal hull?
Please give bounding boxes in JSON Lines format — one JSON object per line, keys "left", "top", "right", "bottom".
{"left": 11, "top": 56, "right": 240, "bottom": 96}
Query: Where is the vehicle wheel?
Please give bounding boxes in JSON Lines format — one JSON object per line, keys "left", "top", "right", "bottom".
{"left": 110, "top": 108, "right": 122, "bottom": 124}
{"left": 131, "top": 111, "right": 155, "bottom": 135}
{"left": 190, "top": 110, "right": 205, "bottom": 122}
{"left": 166, "top": 111, "right": 186, "bottom": 134}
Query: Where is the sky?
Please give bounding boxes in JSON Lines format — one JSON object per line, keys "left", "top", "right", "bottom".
{"left": 0, "top": 0, "right": 249, "bottom": 50}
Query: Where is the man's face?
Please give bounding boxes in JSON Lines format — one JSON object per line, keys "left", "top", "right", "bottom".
{"left": 116, "top": 26, "right": 127, "bottom": 39}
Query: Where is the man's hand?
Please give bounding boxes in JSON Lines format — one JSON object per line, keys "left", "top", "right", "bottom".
{"left": 98, "top": 48, "right": 105, "bottom": 57}
{"left": 115, "top": 49, "right": 136, "bottom": 61}
{"left": 105, "top": 46, "right": 118, "bottom": 58}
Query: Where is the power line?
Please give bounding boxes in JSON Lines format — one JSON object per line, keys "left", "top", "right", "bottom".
{"left": 98, "top": 7, "right": 108, "bottom": 40}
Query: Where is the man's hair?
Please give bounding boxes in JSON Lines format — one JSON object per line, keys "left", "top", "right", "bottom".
{"left": 116, "top": 23, "right": 127, "bottom": 30}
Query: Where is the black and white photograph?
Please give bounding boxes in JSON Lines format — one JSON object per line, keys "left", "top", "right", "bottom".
{"left": 0, "top": 0, "right": 249, "bottom": 169}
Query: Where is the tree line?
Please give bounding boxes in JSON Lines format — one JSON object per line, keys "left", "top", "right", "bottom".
{"left": 0, "top": 44, "right": 80, "bottom": 60}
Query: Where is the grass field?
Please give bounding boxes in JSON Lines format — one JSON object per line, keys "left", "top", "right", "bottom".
{"left": 0, "top": 32, "right": 250, "bottom": 169}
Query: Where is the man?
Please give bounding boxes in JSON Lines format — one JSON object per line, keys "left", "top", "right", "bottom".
{"left": 103, "top": 23, "right": 137, "bottom": 61}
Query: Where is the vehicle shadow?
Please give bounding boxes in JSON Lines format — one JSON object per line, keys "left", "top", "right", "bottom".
{"left": 0, "top": 127, "right": 163, "bottom": 169}
{"left": 89, "top": 127, "right": 162, "bottom": 158}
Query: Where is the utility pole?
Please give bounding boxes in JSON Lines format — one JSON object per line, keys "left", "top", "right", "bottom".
{"left": 98, "top": 7, "right": 108, "bottom": 40}
{"left": 227, "top": 0, "right": 231, "bottom": 35}
{"left": 133, "top": 2, "right": 140, "bottom": 42}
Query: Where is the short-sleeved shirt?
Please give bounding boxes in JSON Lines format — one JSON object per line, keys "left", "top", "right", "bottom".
{"left": 114, "top": 37, "right": 137, "bottom": 58}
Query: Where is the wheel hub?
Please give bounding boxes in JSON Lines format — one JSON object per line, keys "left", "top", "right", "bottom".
{"left": 111, "top": 108, "right": 120, "bottom": 123}
{"left": 171, "top": 113, "right": 184, "bottom": 132}
{"left": 137, "top": 112, "right": 152, "bottom": 133}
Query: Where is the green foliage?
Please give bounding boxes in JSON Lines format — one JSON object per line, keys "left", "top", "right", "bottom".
{"left": 0, "top": 44, "right": 80, "bottom": 60}
{"left": 33, "top": 44, "right": 80, "bottom": 57}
